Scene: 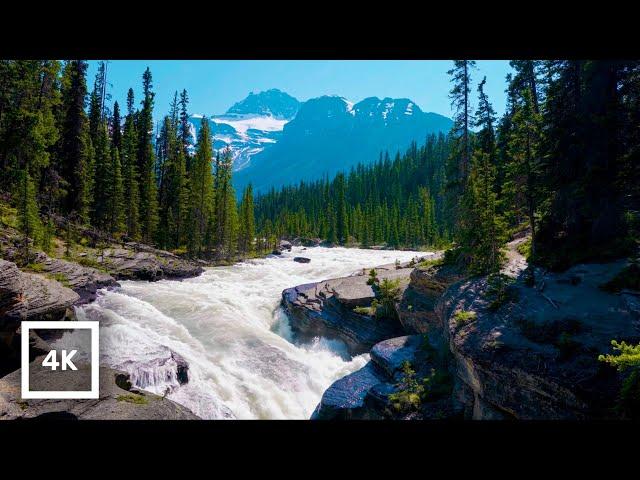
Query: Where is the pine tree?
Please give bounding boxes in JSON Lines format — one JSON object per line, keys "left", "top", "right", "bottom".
{"left": 16, "top": 169, "right": 43, "bottom": 263}
{"left": 239, "top": 184, "right": 256, "bottom": 256}
{"left": 445, "top": 60, "right": 476, "bottom": 236}
{"left": 58, "top": 60, "right": 92, "bottom": 222}
{"left": 137, "top": 68, "right": 159, "bottom": 243}
{"left": 121, "top": 89, "right": 140, "bottom": 239}
{"left": 91, "top": 121, "right": 111, "bottom": 230}
{"left": 187, "top": 117, "right": 214, "bottom": 257}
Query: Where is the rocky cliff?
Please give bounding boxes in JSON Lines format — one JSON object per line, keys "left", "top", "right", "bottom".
{"left": 304, "top": 239, "right": 640, "bottom": 420}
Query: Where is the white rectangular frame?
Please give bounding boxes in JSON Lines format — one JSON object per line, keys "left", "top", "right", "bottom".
{"left": 21, "top": 321, "right": 99, "bottom": 399}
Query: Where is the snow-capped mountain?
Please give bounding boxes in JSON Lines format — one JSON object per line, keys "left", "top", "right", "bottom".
{"left": 187, "top": 89, "right": 300, "bottom": 170}
{"left": 188, "top": 89, "right": 453, "bottom": 194}
{"left": 233, "top": 95, "right": 453, "bottom": 193}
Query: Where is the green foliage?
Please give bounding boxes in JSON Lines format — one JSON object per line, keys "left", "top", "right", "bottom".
{"left": 516, "top": 238, "right": 532, "bottom": 259}
{"left": 388, "top": 361, "right": 452, "bottom": 414}
{"left": 388, "top": 361, "right": 424, "bottom": 413}
{"left": 366, "top": 268, "right": 378, "bottom": 286}
{"left": 599, "top": 340, "right": 640, "bottom": 417}
{"left": 599, "top": 340, "right": 640, "bottom": 371}
{"left": 116, "top": 393, "right": 149, "bottom": 405}
{"left": 353, "top": 306, "right": 374, "bottom": 316}
{"left": 454, "top": 310, "right": 477, "bottom": 327}
{"left": 253, "top": 135, "right": 450, "bottom": 249}
{"left": 25, "top": 262, "right": 45, "bottom": 272}
{"left": 374, "top": 278, "right": 402, "bottom": 321}
{"left": 485, "top": 273, "right": 518, "bottom": 311}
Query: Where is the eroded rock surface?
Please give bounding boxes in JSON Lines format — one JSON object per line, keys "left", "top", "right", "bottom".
{"left": 282, "top": 260, "right": 428, "bottom": 355}
{"left": 440, "top": 259, "right": 640, "bottom": 419}
{"left": 0, "top": 358, "right": 199, "bottom": 420}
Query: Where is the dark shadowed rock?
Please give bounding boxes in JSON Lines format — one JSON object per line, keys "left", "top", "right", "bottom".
{"left": 439, "top": 259, "right": 640, "bottom": 419}
{"left": 312, "top": 333, "right": 454, "bottom": 420}
{"left": 293, "top": 257, "right": 311, "bottom": 263}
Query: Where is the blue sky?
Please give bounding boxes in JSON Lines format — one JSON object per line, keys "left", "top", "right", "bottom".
{"left": 87, "top": 60, "right": 512, "bottom": 122}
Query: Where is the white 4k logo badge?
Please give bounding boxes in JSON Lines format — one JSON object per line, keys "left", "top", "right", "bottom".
{"left": 42, "top": 349, "right": 78, "bottom": 371}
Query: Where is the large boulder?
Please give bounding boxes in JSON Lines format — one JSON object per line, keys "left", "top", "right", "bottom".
{"left": 439, "top": 259, "right": 640, "bottom": 419}
{"left": 282, "top": 262, "right": 418, "bottom": 356}
{"left": 0, "top": 357, "right": 199, "bottom": 420}
{"left": 1, "top": 259, "right": 79, "bottom": 376}
{"left": 100, "top": 247, "right": 203, "bottom": 281}
{"left": 293, "top": 257, "right": 311, "bottom": 263}
{"left": 312, "top": 334, "right": 454, "bottom": 420}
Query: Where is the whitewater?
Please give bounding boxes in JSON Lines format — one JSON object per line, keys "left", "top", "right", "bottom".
{"left": 61, "top": 247, "right": 426, "bottom": 419}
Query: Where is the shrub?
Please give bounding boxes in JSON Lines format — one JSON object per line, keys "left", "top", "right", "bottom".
{"left": 599, "top": 340, "right": 640, "bottom": 418}
{"left": 366, "top": 268, "right": 378, "bottom": 286}
{"left": 454, "top": 310, "right": 477, "bottom": 327}
{"left": 25, "top": 262, "right": 45, "bottom": 272}
{"left": 600, "top": 263, "right": 640, "bottom": 293}
{"left": 516, "top": 238, "right": 532, "bottom": 259}
{"left": 388, "top": 362, "right": 452, "bottom": 414}
{"left": 374, "top": 278, "right": 402, "bottom": 321}
{"left": 485, "top": 273, "right": 518, "bottom": 311}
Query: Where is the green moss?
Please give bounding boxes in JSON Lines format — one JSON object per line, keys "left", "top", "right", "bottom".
{"left": 46, "top": 272, "right": 70, "bottom": 287}
{"left": 25, "top": 262, "right": 45, "bottom": 272}
{"left": 454, "top": 310, "right": 477, "bottom": 327}
{"left": 418, "top": 257, "right": 444, "bottom": 269}
{"left": 600, "top": 263, "right": 640, "bottom": 293}
{"left": 17, "top": 400, "right": 28, "bottom": 410}
{"left": 0, "top": 202, "right": 18, "bottom": 229}
{"left": 116, "top": 393, "right": 148, "bottom": 405}
{"left": 353, "top": 306, "right": 374, "bottom": 316}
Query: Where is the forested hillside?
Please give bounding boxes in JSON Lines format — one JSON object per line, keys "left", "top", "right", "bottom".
{"left": 0, "top": 61, "right": 259, "bottom": 263}
{"left": 0, "top": 60, "right": 638, "bottom": 276}
{"left": 257, "top": 60, "right": 640, "bottom": 275}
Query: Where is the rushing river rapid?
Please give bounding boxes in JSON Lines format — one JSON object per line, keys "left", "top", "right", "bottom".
{"left": 64, "top": 247, "right": 426, "bottom": 419}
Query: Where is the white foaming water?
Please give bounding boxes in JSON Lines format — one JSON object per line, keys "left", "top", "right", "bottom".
{"left": 69, "top": 246, "right": 426, "bottom": 419}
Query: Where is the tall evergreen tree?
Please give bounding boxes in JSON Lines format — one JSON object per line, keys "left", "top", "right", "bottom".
{"left": 187, "top": 117, "right": 214, "bottom": 257}
{"left": 137, "top": 68, "right": 159, "bottom": 243}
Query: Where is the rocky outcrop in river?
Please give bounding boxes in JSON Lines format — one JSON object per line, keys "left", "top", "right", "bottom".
{"left": 282, "top": 258, "right": 432, "bottom": 355}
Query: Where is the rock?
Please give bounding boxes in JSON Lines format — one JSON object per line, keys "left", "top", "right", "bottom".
{"left": 370, "top": 335, "right": 427, "bottom": 379}
{"left": 293, "top": 257, "right": 311, "bottom": 263}
{"left": 279, "top": 240, "right": 292, "bottom": 251}
{"left": 1, "top": 260, "right": 79, "bottom": 376}
{"left": 440, "top": 259, "right": 640, "bottom": 419}
{"left": 282, "top": 263, "right": 415, "bottom": 355}
{"left": 101, "top": 247, "right": 203, "bottom": 281}
{"left": 0, "top": 358, "right": 199, "bottom": 420}
{"left": 398, "top": 262, "right": 465, "bottom": 335}
{"left": 293, "top": 237, "right": 321, "bottom": 247}
{"left": 311, "top": 363, "right": 387, "bottom": 420}
{"left": 272, "top": 249, "right": 282, "bottom": 256}
{"left": 28, "top": 251, "right": 118, "bottom": 305}
{"left": 312, "top": 334, "right": 454, "bottom": 420}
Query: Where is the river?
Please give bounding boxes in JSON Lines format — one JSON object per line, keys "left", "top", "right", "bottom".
{"left": 67, "top": 246, "right": 426, "bottom": 419}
